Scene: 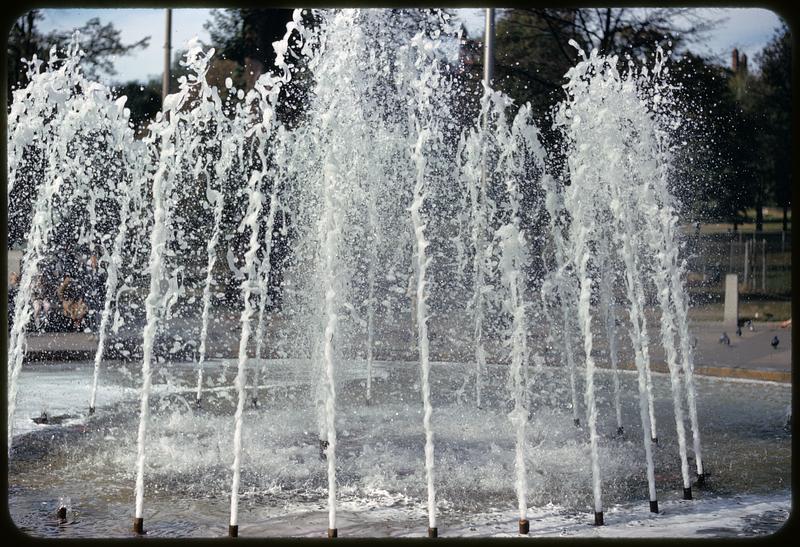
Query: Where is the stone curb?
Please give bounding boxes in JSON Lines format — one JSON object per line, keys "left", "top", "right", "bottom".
{"left": 611, "top": 361, "right": 791, "bottom": 384}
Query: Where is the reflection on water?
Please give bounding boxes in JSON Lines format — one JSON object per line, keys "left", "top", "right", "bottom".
{"left": 8, "top": 360, "right": 791, "bottom": 537}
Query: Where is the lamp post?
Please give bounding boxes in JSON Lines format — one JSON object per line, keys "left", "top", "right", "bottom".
{"left": 483, "top": 8, "right": 495, "bottom": 87}
{"left": 162, "top": 9, "right": 172, "bottom": 107}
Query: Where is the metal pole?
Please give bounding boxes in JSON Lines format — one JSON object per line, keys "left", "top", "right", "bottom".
{"left": 162, "top": 9, "right": 172, "bottom": 107}
{"left": 483, "top": 8, "right": 495, "bottom": 88}
{"left": 743, "top": 240, "right": 749, "bottom": 290}
{"left": 761, "top": 238, "right": 766, "bottom": 292}
{"left": 729, "top": 237, "right": 734, "bottom": 273}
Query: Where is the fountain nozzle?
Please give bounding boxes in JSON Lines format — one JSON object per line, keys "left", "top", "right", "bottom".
{"left": 88, "top": 406, "right": 95, "bottom": 415}
{"left": 327, "top": 528, "right": 337, "bottom": 538}
{"left": 427, "top": 527, "right": 438, "bottom": 538}
{"left": 616, "top": 426, "right": 624, "bottom": 436}
{"left": 683, "top": 487, "right": 693, "bottom": 500}
{"left": 519, "top": 519, "right": 529, "bottom": 535}
{"left": 649, "top": 500, "right": 659, "bottom": 513}
{"left": 594, "top": 512, "right": 604, "bottom": 526}
{"left": 133, "top": 517, "right": 145, "bottom": 534}
{"left": 57, "top": 506, "right": 67, "bottom": 521}
{"left": 229, "top": 524, "right": 238, "bottom": 537}
{"left": 651, "top": 437, "right": 658, "bottom": 444}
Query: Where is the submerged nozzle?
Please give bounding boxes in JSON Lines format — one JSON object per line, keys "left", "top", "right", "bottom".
{"left": 651, "top": 437, "right": 658, "bottom": 444}
{"left": 427, "top": 527, "right": 438, "bottom": 538}
{"left": 573, "top": 418, "right": 580, "bottom": 427}
{"left": 56, "top": 506, "right": 67, "bottom": 521}
{"left": 616, "top": 426, "right": 624, "bottom": 436}
{"left": 519, "top": 519, "right": 529, "bottom": 535}
{"left": 88, "top": 406, "right": 95, "bottom": 415}
{"left": 696, "top": 473, "right": 706, "bottom": 486}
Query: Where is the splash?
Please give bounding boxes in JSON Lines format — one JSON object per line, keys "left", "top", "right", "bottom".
{"left": 7, "top": 9, "right": 706, "bottom": 536}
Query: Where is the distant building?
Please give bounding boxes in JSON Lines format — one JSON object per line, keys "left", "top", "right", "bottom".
{"left": 731, "top": 48, "right": 748, "bottom": 74}
{"left": 730, "top": 48, "right": 750, "bottom": 102}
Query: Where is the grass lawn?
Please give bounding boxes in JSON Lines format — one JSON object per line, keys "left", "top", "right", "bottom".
{"left": 681, "top": 207, "right": 791, "bottom": 235}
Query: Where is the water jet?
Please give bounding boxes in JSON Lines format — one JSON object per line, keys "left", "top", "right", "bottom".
{"left": 3, "top": 8, "right": 728, "bottom": 538}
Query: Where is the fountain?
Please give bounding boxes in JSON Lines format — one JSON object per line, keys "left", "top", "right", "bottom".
{"left": 5, "top": 8, "right": 791, "bottom": 539}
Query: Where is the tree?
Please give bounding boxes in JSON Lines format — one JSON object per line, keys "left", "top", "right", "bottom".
{"left": 204, "top": 8, "right": 294, "bottom": 89}
{"left": 725, "top": 49, "right": 769, "bottom": 231}
{"left": 755, "top": 24, "right": 791, "bottom": 231}
{"left": 490, "top": 8, "right": 715, "bottom": 121}
{"left": 453, "top": 8, "right": 719, "bottom": 192}
{"left": 668, "top": 53, "right": 749, "bottom": 224}
{"left": 203, "top": 8, "right": 319, "bottom": 129}
{"left": 114, "top": 80, "right": 162, "bottom": 138}
{"left": 7, "top": 10, "right": 149, "bottom": 103}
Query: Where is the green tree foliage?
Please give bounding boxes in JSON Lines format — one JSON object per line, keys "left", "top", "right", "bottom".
{"left": 755, "top": 24, "right": 791, "bottom": 230}
{"left": 490, "top": 8, "right": 713, "bottom": 121}
{"left": 669, "top": 53, "right": 759, "bottom": 225}
{"left": 204, "top": 8, "right": 294, "bottom": 85}
{"left": 469, "top": 8, "right": 790, "bottom": 228}
{"left": 695, "top": 23, "right": 792, "bottom": 232}
{"left": 465, "top": 8, "right": 715, "bottom": 187}
{"left": 7, "top": 10, "right": 149, "bottom": 103}
{"left": 114, "top": 80, "right": 162, "bottom": 137}
{"left": 203, "top": 8, "right": 317, "bottom": 128}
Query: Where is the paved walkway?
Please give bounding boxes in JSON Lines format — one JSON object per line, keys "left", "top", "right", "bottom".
{"left": 607, "top": 321, "right": 792, "bottom": 383}
{"left": 18, "top": 321, "right": 792, "bottom": 383}
{"left": 683, "top": 321, "right": 791, "bottom": 382}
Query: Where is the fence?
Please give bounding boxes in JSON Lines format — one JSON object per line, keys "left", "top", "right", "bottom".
{"left": 683, "top": 230, "right": 791, "bottom": 299}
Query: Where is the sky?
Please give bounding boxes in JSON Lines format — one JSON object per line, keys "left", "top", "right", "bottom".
{"left": 34, "top": 7, "right": 786, "bottom": 85}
